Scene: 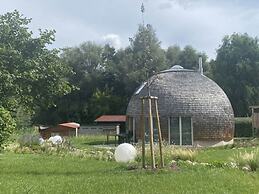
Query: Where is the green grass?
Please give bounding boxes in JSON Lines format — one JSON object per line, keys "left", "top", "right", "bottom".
{"left": 196, "top": 147, "right": 258, "bottom": 163}
{"left": 2, "top": 135, "right": 259, "bottom": 193}
{"left": 68, "top": 135, "right": 117, "bottom": 149}
{"left": 0, "top": 152, "right": 259, "bottom": 194}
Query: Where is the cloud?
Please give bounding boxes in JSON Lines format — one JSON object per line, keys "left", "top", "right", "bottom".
{"left": 145, "top": 0, "right": 259, "bottom": 58}
{"left": 158, "top": 2, "right": 172, "bottom": 10}
{"left": 1, "top": 0, "right": 259, "bottom": 58}
{"left": 102, "top": 34, "right": 122, "bottom": 49}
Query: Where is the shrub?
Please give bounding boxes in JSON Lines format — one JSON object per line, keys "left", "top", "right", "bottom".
{"left": 235, "top": 117, "right": 253, "bottom": 137}
{"left": 15, "top": 106, "right": 32, "bottom": 130}
{"left": 135, "top": 144, "right": 198, "bottom": 168}
{"left": 233, "top": 138, "right": 259, "bottom": 147}
{"left": 232, "top": 149, "right": 259, "bottom": 171}
{"left": 0, "top": 107, "right": 16, "bottom": 148}
{"left": 18, "top": 133, "right": 40, "bottom": 148}
{"left": 169, "top": 147, "right": 197, "bottom": 161}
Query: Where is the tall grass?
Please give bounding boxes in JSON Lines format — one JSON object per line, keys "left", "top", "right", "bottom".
{"left": 135, "top": 144, "right": 198, "bottom": 167}
{"left": 232, "top": 149, "right": 259, "bottom": 171}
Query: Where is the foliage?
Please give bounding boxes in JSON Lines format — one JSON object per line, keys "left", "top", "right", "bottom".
{"left": 15, "top": 106, "right": 32, "bottom": 130}
{"left": 233, "top": 138, "right": 259, "bottom": 147}
{"left": 35, "top": 42, "right": 125, "bottom": 124}
{"left": 37, "top": 24, "right": 172, "bottom": 124}
{"left": 169, "top": 147, "right": 197, "bottom": 161}
{"left": 0, "top": 107, "right": 16, "bottom": 147}
{"left": 17, "top": 133, "right": 40, "bottom": 148}
{"left": 166, "top": 45, "right": 208, "bottom": 71}
{"left": 235, "top": 117, "right": 253, "bottom": 137}
{"left": 0, "top": 10, "right": 73, "bottom": 116}
{"left": 8, "top": 136, "right": 115, "bottom": 162}
{"left": 232, "top": 149, "right": 259, "bottom": 171}
{"left": 212, "top": 33, "right": 259, "bottom": 116}
{"left": 134, "top": 144, "right": 197, "bottom": 167}
{"left": 129, "top": 24, "right": 167, "bottom": 80}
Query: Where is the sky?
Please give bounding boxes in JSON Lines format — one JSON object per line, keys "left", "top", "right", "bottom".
{"left": 1, "top": 0, "right": 259, "bottom": 59}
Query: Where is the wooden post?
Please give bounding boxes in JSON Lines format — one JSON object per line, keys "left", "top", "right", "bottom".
{"left": 76, "top": 128, "right": 78, "bottom": 137}
{"left": 154, "top": 98, "right": 164, "bottom": 168}
{"left": 140, "top": 98, "right": 146, "bottom": 168}
{"left": 251, "top": 107, "right": 255, "bottom": 137}
{"left": 148, "top": 97, "right": 155, "bottom": 169}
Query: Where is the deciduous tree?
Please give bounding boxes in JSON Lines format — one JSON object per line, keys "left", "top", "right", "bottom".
{"left": 0, "top": 10, "right": 72, "bottom": 116}
{"left": 212, "top": 33, "right": 259, "bottom": 116}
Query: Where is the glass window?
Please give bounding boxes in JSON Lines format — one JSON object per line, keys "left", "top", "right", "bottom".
{"left": 144, "top": 117, "right": 159, "bottom": 142}
{"left": 169, "top": 117, "right": 192, "bottom": 145}
{"left": 181, "top": 117, "right": 192, "bottom": 145}
{"left": 170, "top": 117, "right": 180, "bottom": 145}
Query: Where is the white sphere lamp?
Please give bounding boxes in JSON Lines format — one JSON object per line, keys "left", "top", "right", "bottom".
{"left": 115, "top": 143, "right": 137, "bottom": 163}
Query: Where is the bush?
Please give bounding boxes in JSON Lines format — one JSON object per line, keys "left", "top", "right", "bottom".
{"left": 232, "top": 149, "right": 259, "bottom": 171}
{"left": 169, "top": 148, "right": 197, "bottom": 161}
{"left": 235, "top": 117, "right": 253, "bottom": 137}
{"left": 0, "top": 107, "right": 16, "bottom": 148}
{"left": 18, "top": 133, "right": 41, "bottom": 148}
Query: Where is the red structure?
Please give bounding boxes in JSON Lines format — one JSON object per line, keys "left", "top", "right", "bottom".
{"left": 39, "top": 122, "right": 80, "bottom": 139}
{"left": 95, "top": 115, "right": 126, "bottom": 144}
{"left": 94, "top": 115, "right": 126, "bottom": 123}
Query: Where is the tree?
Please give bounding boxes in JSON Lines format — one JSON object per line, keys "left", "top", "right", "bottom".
{"left": 0, "top": 107, "right": 16, "bottom": 147}
{"left": 166, "top": 45, "right": 208, "bottom": 71}
{"left": 212, "top": 33, "right": 259, "bottom": 116}
{"left": 38, "top": 42, "right": 122, "bottom": 124}
{"left": 55, "top": 24, "right": 168, "bottom": 124}
{"left": 0, "top": 10, "right": 72, "bottom": 116}
{"left": 166, "top": 45, "right": 181, "bottom": 67}
{"left": 129, "top": 24, "right": 167, "bottom": 82}
{"left": 39, "top": 23, "right": 212, "bottom": 124}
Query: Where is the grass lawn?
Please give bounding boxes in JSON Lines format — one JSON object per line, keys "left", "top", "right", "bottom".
{"left": 196, "top": 147, "right": 258, "bottom": 163}
{"left": 0, "top": 152, "right": 259, "bottom": 194}
{"left": 68, "top": 135, "right": 116, "bottom": 149}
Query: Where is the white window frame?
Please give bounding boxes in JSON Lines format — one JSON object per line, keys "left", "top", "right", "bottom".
{"left": 169, "top": 116, "right": 193, "bottom": 146}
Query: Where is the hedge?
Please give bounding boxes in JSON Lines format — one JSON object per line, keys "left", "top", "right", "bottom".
{"left": 234, "top": 117, "right": 253, "bottom": 137}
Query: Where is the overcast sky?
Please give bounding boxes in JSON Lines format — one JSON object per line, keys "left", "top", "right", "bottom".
{"left": 1, "top": 0, "right": 259, "bottom": 58}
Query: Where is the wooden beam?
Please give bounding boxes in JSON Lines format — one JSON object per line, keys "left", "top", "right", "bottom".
{"left": 148, "top": 97, "right": 155, "bottom": 169}
{"left": 140, "top": 98, "right": 146, "bottom": 168}
{"left": 154, "top": 98, "right": 164, "bottom": 168}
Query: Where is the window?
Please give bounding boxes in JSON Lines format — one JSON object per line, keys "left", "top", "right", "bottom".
{"left": 128, "top": 117, "right": 135, "bottom": 142}
{"left": 170, "top": 117, "right": 180, "bottom": 145}
{"left": 254, "top": 108, "right": 259, "bottom": 113}
{"left": 144, "top": 117, "right": 159, "bottom": 143}
{"left": 169, "top": 117, "right": 193, "bottom": 145}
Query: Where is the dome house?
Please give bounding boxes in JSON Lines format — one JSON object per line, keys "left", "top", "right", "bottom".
{"left": 126, "top": 65, "right": 234, "bottom": 147}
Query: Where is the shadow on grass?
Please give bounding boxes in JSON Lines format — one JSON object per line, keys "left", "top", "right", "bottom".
{"left": 83, "top": 140, "right": 116, "bottom": 146}
{"left": 3, "top": 168, "right": 121, "bottom": 177}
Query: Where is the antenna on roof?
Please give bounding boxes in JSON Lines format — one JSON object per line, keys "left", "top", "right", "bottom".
{"left": 198, "top": 56, "right": 203, "bottom": 75}
{"left": 141, "top": 2, "right": 145, "bottom": 26}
